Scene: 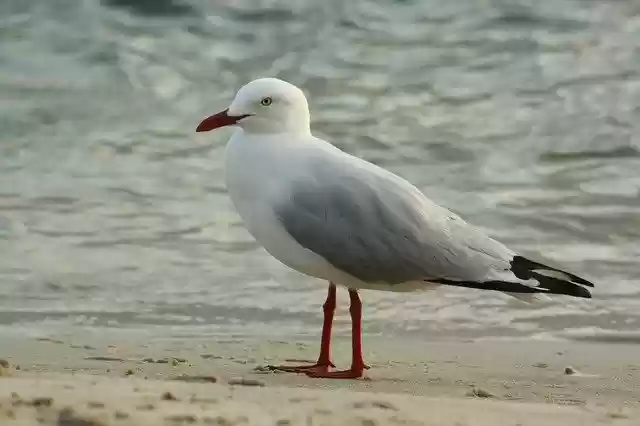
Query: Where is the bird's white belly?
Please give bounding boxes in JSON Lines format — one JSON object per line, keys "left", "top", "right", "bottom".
{"left": 231, "top": 198, "right": 353, "bottom": 283}
{"left": 229, "top": 197, "right": 439, "bottom": 292}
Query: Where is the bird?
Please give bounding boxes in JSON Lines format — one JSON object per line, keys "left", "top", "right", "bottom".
{"left": 195, "top": 77, "right": 595, "bottom": 379}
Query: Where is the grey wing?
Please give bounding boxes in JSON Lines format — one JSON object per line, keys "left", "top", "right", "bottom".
{"left": 275, "top": 159, "right": 512, "bottom": 285}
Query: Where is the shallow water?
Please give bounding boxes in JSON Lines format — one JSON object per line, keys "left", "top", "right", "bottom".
{"left": 1, "top": 0, "right": 639, "bottom": 343}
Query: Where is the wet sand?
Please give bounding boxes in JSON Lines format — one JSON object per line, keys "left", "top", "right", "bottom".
{"left": 1, "top": 334, "right": 638, "bottom": 425}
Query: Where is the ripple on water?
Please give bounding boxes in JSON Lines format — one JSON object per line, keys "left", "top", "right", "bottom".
{"left": 0, "top": 0, "right": 639, "bottom": 341}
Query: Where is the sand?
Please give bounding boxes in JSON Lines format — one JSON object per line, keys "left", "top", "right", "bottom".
{"left": 1, "top": 334, "right": 638, "bottom": 425}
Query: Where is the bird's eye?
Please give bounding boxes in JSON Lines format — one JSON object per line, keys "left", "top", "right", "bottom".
{"left": 260, "top": 97, "right": 272, "bottom": 106}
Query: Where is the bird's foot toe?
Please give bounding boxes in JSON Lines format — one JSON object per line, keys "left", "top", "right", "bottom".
{"left": 267, "top": 362, "right": 334, "bottom": 374}
{"left": 305, "top": 367, "right": 364, "bottom": 379}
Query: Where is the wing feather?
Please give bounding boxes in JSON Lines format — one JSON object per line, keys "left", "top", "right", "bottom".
{"left": 275, "top": 155, "right": 512, "bottom": 285}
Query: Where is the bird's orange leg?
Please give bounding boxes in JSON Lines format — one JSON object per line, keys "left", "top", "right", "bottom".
{"left": 268, "top": 282, "right": 337, "bottom": 374}
{"left": 305, "top": 288, "right": 369, "bottom": 379}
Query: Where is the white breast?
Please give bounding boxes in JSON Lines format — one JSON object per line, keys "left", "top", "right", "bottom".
{"left": 223, "top": 131, "right": 345, "bottom": 283}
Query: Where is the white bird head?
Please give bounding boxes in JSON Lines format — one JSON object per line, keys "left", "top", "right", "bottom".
{"left": 196, "top": 77, "right": 311, "bottom": 135}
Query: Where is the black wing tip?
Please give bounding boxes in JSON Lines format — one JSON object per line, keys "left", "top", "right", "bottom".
{"left": 432, "top": 278, "right": 593, "bottom": 299}
{"left": 559, "top": 282, "right": 592, "bottom": 299}
{"left": 527, "top": 271, "right": 594, "bottom": 298}
{"left": 431, "top": 254, "right": 595, "bottom": 299}
{"left": 580, "top": 290, "right": 592, "bottom": 299}
{"left": 507, "top": 255, "right": 595, "bottom": 299}
{"left": 511, "top": 255, "right": 596, "bottom": 288}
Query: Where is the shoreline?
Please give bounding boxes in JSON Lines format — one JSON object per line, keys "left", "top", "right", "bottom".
{"left": 1, "top": 335, "right": 639, "bottom": 424}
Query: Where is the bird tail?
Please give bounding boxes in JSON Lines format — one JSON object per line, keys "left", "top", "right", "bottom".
{"left": 430, "top": 255, "right": 594, "bottom": 300}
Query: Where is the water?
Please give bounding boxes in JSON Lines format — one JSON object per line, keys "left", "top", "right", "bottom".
{"left": 1, "top": 0, "right": 639, "bottom": 344}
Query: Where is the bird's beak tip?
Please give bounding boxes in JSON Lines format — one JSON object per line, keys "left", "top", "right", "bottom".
{"left": 196, "top": 109, "right": 232, "bottom": 133}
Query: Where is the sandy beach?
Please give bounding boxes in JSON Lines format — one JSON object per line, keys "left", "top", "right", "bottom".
{"left": 1, "top": 334, "right": 638, "bottom": 425}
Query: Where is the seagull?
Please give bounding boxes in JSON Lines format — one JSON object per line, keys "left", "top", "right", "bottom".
{"left": 195, "top": 77, "right": 594, "bottom": 379}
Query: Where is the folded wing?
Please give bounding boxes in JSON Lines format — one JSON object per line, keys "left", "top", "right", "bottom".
{"left": 275, "top": 153, "right": 593, "bottom": 298}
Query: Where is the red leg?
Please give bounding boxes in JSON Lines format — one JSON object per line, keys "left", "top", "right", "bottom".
{"left": 268, "top": 283, "right": 337, "bottom": 374}
{"left": 306, "top": 288, "right": 369, "bottom": 379}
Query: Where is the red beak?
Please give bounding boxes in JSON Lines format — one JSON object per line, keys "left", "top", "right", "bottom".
{"left": 196, "top": 109, "right": 250, "bottom": 132}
